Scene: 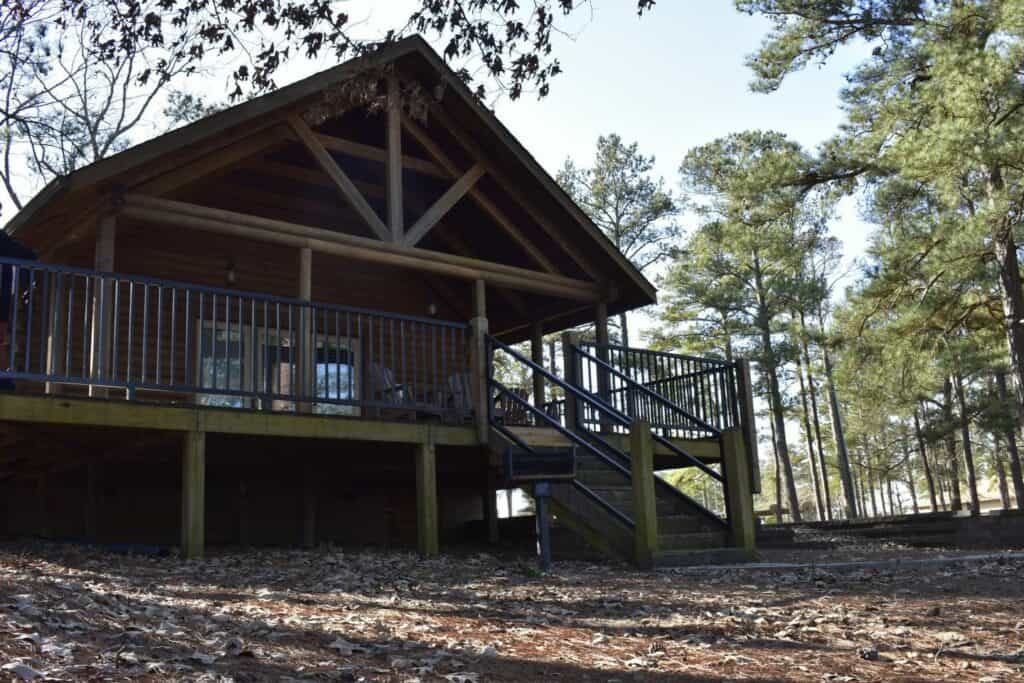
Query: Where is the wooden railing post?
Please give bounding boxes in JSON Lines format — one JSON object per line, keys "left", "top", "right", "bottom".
{"left": 630, "top": 419, "right": 658, "bottom": 568}
{"left": 531, "top": 321, "right": 545, "bottom": 411}
{"left": 594, "top": 303, "right": 612, "bottom": 430}
{"left": 297, "top": 247, "right": 313, "bottom": 414}
{"left": 45, "top": 271, "right": 64, "bottom": 395}
{"left": 89, "top": 215, "right": 115, "bottom": 398}
{"left": 722, "top": 427, "right": 757, "bottom": 554}
{"left": 560, "top": 331, "right": 581, "bottom": 432}
{"left": 734, "top": 358, "right": 761, "bottom": 494}
{"left": 470, "top": 280, "right": 489, "bottom": 442}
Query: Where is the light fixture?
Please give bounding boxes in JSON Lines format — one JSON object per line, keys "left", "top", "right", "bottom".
{"left": 427, "top": 301, "right": 438, "bottom": 317}
{"left": 226, "top": 260, "right": 238, "bottom": 285}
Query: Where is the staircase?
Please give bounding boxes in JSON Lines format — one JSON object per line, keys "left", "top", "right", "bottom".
{"left": 487, "top": 337, "right": 756, "bottom": 567}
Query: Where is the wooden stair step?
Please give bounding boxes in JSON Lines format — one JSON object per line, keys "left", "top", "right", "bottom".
{"left": 658, "top": 530, "right": 730, "bottom": 550}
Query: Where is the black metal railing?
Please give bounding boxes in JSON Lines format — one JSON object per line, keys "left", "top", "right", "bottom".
{"left": 577, "top": 342, "right": 740, "bottom": 437}
{"left": 0, "top": 257, "right": 470, "bottom": 419}
{"left": 489, "top": 336, "right": 728, "bottom": 528}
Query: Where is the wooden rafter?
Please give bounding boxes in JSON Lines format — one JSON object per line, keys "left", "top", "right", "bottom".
{"left": 286, "top": 114, "right": 391, "bottom": 241}
{"left": 425, "top": 108, "right": 604, "bottom": 281}
{"left": 404, "top": 163, "right": 485, "bottom": 247}
{"left": 307, "top": 132, "right": 444, "bottom": 178}
{"left": 401, "top": 115, "right": 561, "bottom": 275}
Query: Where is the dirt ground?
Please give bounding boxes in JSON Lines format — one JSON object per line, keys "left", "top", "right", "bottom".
{"left": 1, "top": 539, "right": 1023, "bottom": 682}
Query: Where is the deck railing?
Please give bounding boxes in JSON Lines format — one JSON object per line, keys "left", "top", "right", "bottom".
{"left": 577, "top": 342, "right": 739, "bottom": 439}
{"left": 0, "top": 257, "right": 470, "bottom": 418}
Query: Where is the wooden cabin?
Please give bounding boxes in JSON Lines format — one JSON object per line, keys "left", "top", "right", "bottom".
{"left": 0, "top": 37, "right": 758, "bottom": 566}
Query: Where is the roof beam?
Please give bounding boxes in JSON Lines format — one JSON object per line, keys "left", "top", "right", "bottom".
{"left": 304, "top": 131, "right": 445, "bottom": 178}
{"left": 286, "top": 114, "right": 391, "bottom": 241}
{"left": 404, "top": 163, "right": 485, "bottom": 247}
{"left": 386, "top": 75, "right": 404, "bottom": 242}
{"left": 425, "top": 108, "right": 604, "bottom": 281}
{"left": 401, "top": 115, "right": 561, "bottom": 275}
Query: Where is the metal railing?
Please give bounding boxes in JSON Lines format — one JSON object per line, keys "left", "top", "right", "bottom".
{"left": 0, "top": 257, "right": 470, "bottom": 418}
{"left": 577, "top": 342, "right": 739, "bottom": 438}
{"left": 489, "top": 336, "right": 728, "bottom": 529}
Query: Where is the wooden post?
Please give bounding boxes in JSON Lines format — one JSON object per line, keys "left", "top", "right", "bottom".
{"left": 237, "top": 480, "right": 249, "bottom": 547}
{"left": 181, "top": 430, "right": 206, "bottom": 559}
{"left": 594, "top": 302, "right": 612, "bottom": 429}
{"left": 45, "top": 274, "right": 64, "bottom": 395}
{"left": 85, "top": 462, "right": 99, "bottom": 539}
{"left": 36, "top": 475, "right": 50, "bottom": 539}
{"left": 484, "top": 469, "right": 499, "bottom": 544}
{"left": 297, "top": 247, "right": 313, "bottom": 414}
{"left": 630, "top": 419, "right": 658, "bottom": 568}
{"left": 722, "top": 428, "right": 757, "bottom": 554}
{"left": 89, "top": 215, "right": 115, "bottom": 398}
{"left": 387, "top": 74, "right": 404, "bottom": 242}
{"left": 415, "top": 441, "right": 439, "bottom": 557}
{"left": 561, "top": 331, "right": 581, "bottom": 432}
{"left": 303, "top": 461, "right": 316, "bottom": 549}
{"left": 734, "top": 359, "right": 761, "bottom": 494}
{"left": 530, "top": 322, "right": 545, "bottom": 410}
{"left": 470, "top": 280, "right": 489, "bottom": 443}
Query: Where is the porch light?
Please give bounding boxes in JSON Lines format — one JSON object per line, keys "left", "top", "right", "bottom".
{"left": 226, "top": 261, "right": 238, "bottom": 285}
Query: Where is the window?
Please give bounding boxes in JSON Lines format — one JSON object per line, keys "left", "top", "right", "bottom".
{"left": 197, "top": 319, "right": 359, "bottom": 415}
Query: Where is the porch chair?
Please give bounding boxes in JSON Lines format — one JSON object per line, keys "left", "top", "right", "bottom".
{"left": 370, "top": 364, "right": 416, "bottom": 420}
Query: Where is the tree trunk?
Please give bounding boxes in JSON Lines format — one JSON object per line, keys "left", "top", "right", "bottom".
{"left": 992, "top": 224, "right": 1024, "bottom": 488}
{"left": 796, "top": 358, "right": 825, "bottom": 520}
{"left": 800, "top": 312, "right": 832, "bottom": 519}
{"left": 886, "top": 477, "right": 896, "bottom": 516}
{"left": 769, "top": 412, "right": 783, "bottom": 524}
{"left": 932, "top": 444, "right": 948, "bottom": 512}
{"left": 952, "top": 371, "right": 980, "bottom": 515}
{"left": 995, "top": 436, "right": 1011, "bottom": 511}
{"left": 996, "top": 372, "right": 1024, "bottom": 509}
{"left": 943, "top": 378, "right": 964, "bottom": 512}
{"left": 903, "top": 439, "right": 919, "bottom": 514}
{"left": 867, "top": 461, "right": 878, "bottom": 517}
{"left": 913, "top": 407, "right": 939, "bottom": 512}
{"left": 818, "top": 307, "right": 857, "bottom": 518}
{"left": 618, "top": 312, "right": 629, "bottom": 348}
{"left": 767, "top": 360, "right": 801, "bottom": 522}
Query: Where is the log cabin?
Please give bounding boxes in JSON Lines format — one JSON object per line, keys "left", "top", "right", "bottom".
{"left": 0, "top": 36, "right": 758, "bottom": 566}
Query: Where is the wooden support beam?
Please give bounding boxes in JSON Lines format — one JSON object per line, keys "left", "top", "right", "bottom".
{"left": 181, "top": 430, "right": 206, "bottom": 559}
{"left": 136, "top": 126, "right": 292, "bottom": 196}
{"left": 722, "top": 428, "right": 757, "bottom": 554}
{"left": 297, "top": 247, "right": 313, "bottom": 414}
{"left": 415, "top": 441, "right": 439, "bottom": 557}
{"left": 89, "top": 215, "right": 115, "bottom": 399}
{"left": 735, "top": 359, "right": 761, "bottom": 495}
{"left": 85, "top": 462, "right": 99, "bottom": 539}
{"left": 404, "top": 163, "right": 485, "bottom": 246}
{"left": 401, "top": 115, "right": 561, "bottom": 274}
{"left": 484, "top": 468, "right": 500, "bottom": 544}
{"left": 426, "top": 108, "right": 603, "bottom": 280}
{"left": 286, "top": 114, "right": 391, "bottom": 241}
{"left": 594, "top": 302, "right": 612, "bottom": 423}
{"left": 121, "top": 195, "right": 602, "bottom": 301}
{"left": 387, "top": 76, "right": 404, "bottom": 242}
{"left": 303, "top": 462, "right": 317, "bottom": 549}
{"left": 310, "top": 131, "right": 445, "bottom": 179}
{"left": 531, "top": 322, "right": 545, "bottom": 409}
{"left": 561, "top": 331, "right": 582, "bottom": 433}
{"left": 630, "top": 420, "right": 658, "bottom": 569}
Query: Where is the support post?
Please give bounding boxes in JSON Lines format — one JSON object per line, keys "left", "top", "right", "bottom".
{"left": 237, "top": 480, "right": 249, "bottom": 547}
{"left": 386, "top": 74, "right": 404, "bottom": 242}
{"left": 530, "top": 322, "right": 545, "bottom": 410}
{"left": 415, "top": 441, "right": 439, "bottom": 557}
{"left": 594, "top": 302, "right": 612, "bottom": 428}
{"left": 89, "top": 215, "right": 115, "bottom": 398}
{"left": 181, "top": 430, "right": 206, "bottom": 559}
{"left": 534, "top": 481, "right": 552, "bottom": 572}
{"left": 470, "top": 280, "right": 489, "bottom": 443}
{"left": 45, "top": 273, "right": 64, "bottom": 395}
{"left": 484, "top": 468, "right": 500, "bottom": 543}
{"left": 561, "top": 332, "right": 582, "bottom": 432}
{"left": 722, "top": 428, "right": 757, "bottom": 554}
{"left": 734, "top": 359, "right": 761, "bottom": 494}
{"left": 630, "top": 419, "right": 658, "bottom": 568}
{"left": 303, "top": 462, "right": 316, "bottom": 549}
{"left": 36, "top": 475, "right": 50, "bottom": 539}
{"left": 85, "top": 462, "right": 99, "bottom": 539}
{"left": 297, "top": 247, "right": 313, "bottom": 414}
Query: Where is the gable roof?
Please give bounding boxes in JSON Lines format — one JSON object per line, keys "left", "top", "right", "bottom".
{"left": 4, "top": 35, "right": 657, "bottom": 311}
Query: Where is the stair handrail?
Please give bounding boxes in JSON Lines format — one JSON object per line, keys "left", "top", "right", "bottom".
{"left": 579, "top": 341, "right": 733, "bottom": 367}
{"left": 491, "top": 337, "right": 728, "bottom": 530}
{"left": 489, "top": 382, "right": 636, "bottom": 531}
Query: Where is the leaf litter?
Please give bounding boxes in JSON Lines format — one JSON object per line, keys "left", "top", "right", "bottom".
{"left": 0, "top": 540, "right": 1022, "bottom": 681}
